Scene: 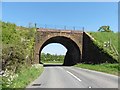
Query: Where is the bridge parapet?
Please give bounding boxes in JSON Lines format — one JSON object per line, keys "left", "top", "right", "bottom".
{"left": 37, "top": 28, "right": 83, "bottom": 34}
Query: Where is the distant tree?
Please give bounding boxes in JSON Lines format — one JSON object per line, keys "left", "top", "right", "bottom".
{"left": 40, "top": 53, "right": 64, "bottom": 63}
{"left": 98, "top": 26, "right": 113, "bottom": 32}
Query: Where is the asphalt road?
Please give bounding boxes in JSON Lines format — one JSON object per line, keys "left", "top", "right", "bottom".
{"left": 26, "top": 65, "right": 118, "bottom": 88}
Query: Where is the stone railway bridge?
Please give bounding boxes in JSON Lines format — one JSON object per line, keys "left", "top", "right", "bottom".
{"left": 34, "top": 28, "right": 116, "bottom": 66}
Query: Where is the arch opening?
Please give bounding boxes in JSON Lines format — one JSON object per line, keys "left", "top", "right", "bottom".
{"left": 41, "top": 43, "right": 67, "bottom": 64}
{"left": 39, "top": 36, "right": 81, "bottom": 66}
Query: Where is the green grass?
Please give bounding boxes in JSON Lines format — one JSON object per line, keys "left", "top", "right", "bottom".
{"left": 43, "top": 61, "right": 63, "bottom": 64}
{"left": 2, "top": 64, "right": 44, "bottom": 88}
{"left": 89, "top": 32, "right": 118, "bottom": 52}
{"left": 75, "top": 63, "right": 119, "bottom": 76}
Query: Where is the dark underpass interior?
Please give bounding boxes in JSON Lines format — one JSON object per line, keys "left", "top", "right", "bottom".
{"left": 39, "top": 36, "right": 81, "bottom": 66}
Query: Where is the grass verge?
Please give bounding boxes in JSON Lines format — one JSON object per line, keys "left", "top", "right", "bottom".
{"left": 75, "top": 63, "right": 119, "bottom": 76}
{"left": 2, "top": 64, "right": 44, "bottom": 88}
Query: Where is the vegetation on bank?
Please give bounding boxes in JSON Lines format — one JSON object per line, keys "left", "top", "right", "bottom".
{"left": 89, "top": 32, "right": 118, "bottom": 62}
{"left": 2, "top": 21, "right": 44, "bottom": 88}
{"left": 2, "top": 22, "right": 36, "bottom": 71}
{"left": 75, "top": 63, "right": 119, "bottom": 76}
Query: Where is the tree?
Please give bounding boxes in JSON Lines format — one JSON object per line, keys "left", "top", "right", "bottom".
{"left": 98, "top": 26, "right": 112, "bottom": 32}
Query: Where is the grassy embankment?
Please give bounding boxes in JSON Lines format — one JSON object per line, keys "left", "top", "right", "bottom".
{"left": 89, "top": 32, "right": 118, "bottom": 61}
{"left": 75, "top": 32, "right": 119, "bottom": 76}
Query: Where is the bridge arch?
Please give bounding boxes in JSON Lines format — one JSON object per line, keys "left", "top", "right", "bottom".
{"left": 39, "top": 36, "right": 81, "bottom": 66}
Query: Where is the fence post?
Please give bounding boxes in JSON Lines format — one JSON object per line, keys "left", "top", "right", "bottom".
{"left": 64, "top": 26, "right": 66, "bottom": 30}
{"left": 82, "top": 27, "right": 84, "bottom": 32}
{"left": 35, "top": 23, "right": 37, "bottom": 28}
{"left": 73, "top": 27, "right": 75, "bottom": 30}
{"left": 45, "top": 24, "right": 47, "bottom": 28}
{"left": 109, "top": 38, "right": 111, "bottom": 47}
{"left": 110, "top": 38, "right": 119, "bottom": 55}
{"left": 55, "top": 25, "right": 56, "bottom": 29}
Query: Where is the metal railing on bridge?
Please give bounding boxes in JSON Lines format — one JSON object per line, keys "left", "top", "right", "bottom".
{"left": 34, "top": 24, "right": 84, "bottom": 31}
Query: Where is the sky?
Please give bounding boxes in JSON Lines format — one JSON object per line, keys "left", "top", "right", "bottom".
{"left": 2, "top": 2, "right": 118, "bottom": 55}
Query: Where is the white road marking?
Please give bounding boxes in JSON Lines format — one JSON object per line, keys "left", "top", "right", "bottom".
{"left": 66, "top": 71, "right": 82, "bottom": 82}
{"left": 88, "top": 86, "right": 92, "bottom": 88}
{"left": 59, "top": 67, "right": 64, "bottom": 70}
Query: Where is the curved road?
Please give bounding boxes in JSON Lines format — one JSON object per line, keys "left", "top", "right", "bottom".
{"left": 26, "top": 65, "right": 118, "bottom": 88}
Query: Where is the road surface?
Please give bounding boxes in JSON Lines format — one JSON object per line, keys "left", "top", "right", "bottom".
{"left": 26, "top": 65, "right": 118, "bottom": 88}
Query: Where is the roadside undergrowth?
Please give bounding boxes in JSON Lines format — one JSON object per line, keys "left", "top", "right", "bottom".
{"left": 2, "top": 64, "right": 44, "bottom": 89}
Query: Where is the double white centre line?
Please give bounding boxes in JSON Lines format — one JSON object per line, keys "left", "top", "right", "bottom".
{"left": 66, "top": 71, "right": 82, "bottom": 82}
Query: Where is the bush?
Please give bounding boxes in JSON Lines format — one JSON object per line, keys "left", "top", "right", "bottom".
{"left": 2, "top": 21, "right": 37, "bottom": 88}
